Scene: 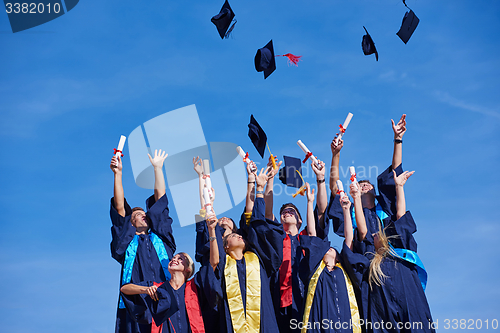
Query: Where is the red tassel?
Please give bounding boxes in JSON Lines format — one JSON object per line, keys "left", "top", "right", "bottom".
{"left": 276, "top": 53, "right": 302, "bottom": 66}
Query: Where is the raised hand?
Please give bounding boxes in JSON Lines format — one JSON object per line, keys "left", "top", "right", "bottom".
{"left": 193, "top": 156, "right": 203, "bottom": 176}
{"left": 393, "top": 170, "right": 414, "bottom": 187}
{"left": 266, "top": 155, "right": 282, "bottom": 179}
{"left": 110, "top": 155, "right": 122, "bottom": 173}
{"left": 256, "top": 168, "right": 270, "bottom": 189}
{"left": 391, "top": 114, "right": 407, "bottom": 140}
{"left": 331, "top": 135, "right": 344, "bottom": 155}
{"left": 306, "top": 182, "right": 315, "bottom": 203}
{"left": 349, "top": 182, "right": 361, "bottom": 200}
{"left": 311, "top": 159, "right": 325, "bottom": 178}
{"left": 339, "top": 193, "right": 351, "bottom": 210}
{"left": 148, "top": 149, "right": 168, "bottom": 168}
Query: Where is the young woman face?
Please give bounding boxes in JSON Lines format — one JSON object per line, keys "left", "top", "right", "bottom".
{"left": 168, "top": 253, "right": 190, "bottom": 275}
{"left": 225, "top": 232, "right": 246, "bottom": 252}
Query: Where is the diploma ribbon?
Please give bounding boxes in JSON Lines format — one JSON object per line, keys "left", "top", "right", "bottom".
{"left": 302, "top": 152, "right": 313, "bottom": 163}
{"left": 339, "top": 124, "right": 346, "bottom": 134}
{"left": 202, "top": 174, "right": 210, "bottom": 179}
{"left": 244, "top": 152, "right": 249, "bottom": 162}
{"left": 350, "top": 173, "right": 356, "bottom": 182}
{"left": 113, "top": 148, "right": 124, "bottom": 157}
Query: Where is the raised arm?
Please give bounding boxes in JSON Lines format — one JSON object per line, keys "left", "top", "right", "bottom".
{"left": 393, "top": 170, "right": 414, "bottom": 220}
{"left": 340, "top": 195, "right": 353, "bottom": 250}
{"left": 305, "top": 182, "right": 316, "bottom": 236}
{"left": 111, "top": 155, "right": 125, "bottom": 217}
{"left": 193, "top": 156, "right": 205, "bottom": 208}
{"left": 148, "top": 149, "right": 168, "bottom": 202}
{"left": 207, "top": 216, "right": 219, "bottom": 270}
{"left": 245, "top": 161, "right": 257, "bottom": 213}
{"left": 311, "top": 159, "right": 327, "bottom": 224}
{"left": 391, "top": 114, "right": 406, "bottom": 170}
{"left": 329, "top": 136, "right": 344, "bottom": 194}
{"left": 350, "top": 182, "right": 367, "bottom": 241}
{"left": 264, "top": 156, "right": 282, "bottom": 221}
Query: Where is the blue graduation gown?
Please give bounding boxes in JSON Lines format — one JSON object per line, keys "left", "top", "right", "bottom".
{"left": 327, "top": 164, "right": 403, "bottom": 238}
{"left": 343, "top": 212, "right": 435, "bottom": 333}
{"left": 299, "top": 236, "right": 364, "bottom": 333}
{"left": 207, "top": 197, "right": 284, "bottom": 333}
{"left": 194, "top": 219, "right": 227, "bottom": 333}
{"left": 121, "top": 280, "right": 193, "bottom": 333}
{"left": 110, "top": 194, "right": 176, "bottom": 333}
{"left": 273, "top": 205, "right": 330, "bottom": 333}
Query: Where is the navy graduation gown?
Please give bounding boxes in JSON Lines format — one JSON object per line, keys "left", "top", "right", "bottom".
{"left": 273, "top": 205, "right": 329, "bottom": 333}
{"left": 121, "top": 280, "right": 193, "bottom": 333}
{"left": 194, "top": 220, "right": 227, "bottom": 333}
{"left": 207, "top": 197, "right": 284, "bottom": 333}
{"left": 343, "top": 212, "right": 435, "bottom": 333}
{"left": 299, "top": 236, "right": 363, "bottom": 333}
{"left": 111, "top": 194, "right": 176, "bottom": 333}
{"left": 327, "top": 164, "right": 403, "bottom": 238}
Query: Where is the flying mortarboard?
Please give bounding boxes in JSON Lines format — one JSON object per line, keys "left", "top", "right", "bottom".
{"left": 397, "top": 10, "right": 419, "bottom": 44}
{"left": 279, "top": 156, "right": 303, "bottom": 188}
{"left": 255, "top": 39, "right": 276, "bottom": 79}
{"left": 211, "top": 0, "right": 237, "bottom": 39}
{"left": 248, "top": 115, "right": 267, "bottom": 158}
{"left": 362, "top": 26, "right": 378, "bottom": 61}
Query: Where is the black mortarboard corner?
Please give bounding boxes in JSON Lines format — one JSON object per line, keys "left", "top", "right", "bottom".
{"left": 397, "top": 9, "right": 419, "bottom": 44}
{"left": 362, "top": 26, "right": 378, "bottom": 61}
{"left": 211, "top": 0, "right": 236, "bottom": 39}
{"left": 279, "top": 156, "right": 303, "bottom": 188}
{"left": 255, "top": 39, "right": 276, "bottom": 79}
{"left": 248, "top": 115, "right": 267, "bottom": 158}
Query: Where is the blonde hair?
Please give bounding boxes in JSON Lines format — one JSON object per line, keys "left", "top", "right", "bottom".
{"left": 178, "top": 252, "right": 195, "bottom": 280}
{"left": 368, "top": 221, "right": 398, "bottom": 290}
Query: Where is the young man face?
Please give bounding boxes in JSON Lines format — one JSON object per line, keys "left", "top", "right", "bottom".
{"left": 131, "top": 209, "right": 149, "bottom": 229}
{"left": 280, "top": 207, "right": 301, "bottom": 226}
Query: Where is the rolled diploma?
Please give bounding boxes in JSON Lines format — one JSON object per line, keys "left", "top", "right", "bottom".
{"left": 336, "top": 180, "right": 346, "bottom": 198}
{"left": 236, "top": 146, "right": 246, "bottom": 160}
{"left": 237, "top": 146, "right": 257, "bottom": 171}
{"left": 335, "top": 113, "right": 353, "bottom": 143}
{"left": 349, "top": 166, "right": 357, "bottom": 183}
{"left": 203, "top": 160, "right": 213, "bottom": 198}
{"left": 115, "top": 135, "right": 126, "bottom": 157}
{"left": 297, "top": 140, "right": 322, "bottom": 170}
{"left": 203, "top": 187, "right": 214, "bottom": 216}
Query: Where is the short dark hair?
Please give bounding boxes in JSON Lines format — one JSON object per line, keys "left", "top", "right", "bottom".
{"left": 130, "top": 207, "right": 150, "bottom": 228}
{"left": 358, "top": 180, "right": 373, "bottom": 187}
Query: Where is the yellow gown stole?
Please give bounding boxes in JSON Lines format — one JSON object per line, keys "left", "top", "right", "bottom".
{"left": 224, "top": 252, "right": 261, "bottom": 333}
{"left": 301, "top": 261, "right": 361, "bottom": 333}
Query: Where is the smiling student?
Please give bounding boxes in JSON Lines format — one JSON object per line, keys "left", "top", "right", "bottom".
{"left": 110, "top": 149, "right": 176, "bottom": 333}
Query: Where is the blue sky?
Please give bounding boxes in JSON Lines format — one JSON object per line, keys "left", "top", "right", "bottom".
{"left": 1, "top": 1, "right": 499, "bottom": 332}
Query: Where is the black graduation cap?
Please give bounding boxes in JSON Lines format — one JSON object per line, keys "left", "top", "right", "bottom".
{"left": 255, "top": 39, "right": 276, "bottom": 79}
{"left": 248, "top": 115, "right": 267, "bottom": 158}
{"left": 397, "top": 10, "right": 419, "bottom": 44}
{"left": 211, "top": 0, "right": 236, "bottom": 39}
{"left": 279, "top": 156, "right": 303, "bottom": 188}
{"left": 362, "top": 26, "right": 378, "bottom": 61}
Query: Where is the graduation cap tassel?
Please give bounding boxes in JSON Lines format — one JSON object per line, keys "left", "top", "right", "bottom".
{"left": 276, "top": 53, "right": 302, "bottom": 66}
{"left": 224, "top": 19, "right": 237, "bottom": 39}
{"left": 402, "top": 0, "right": 410, "bottom": 9}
